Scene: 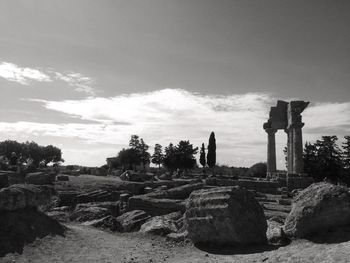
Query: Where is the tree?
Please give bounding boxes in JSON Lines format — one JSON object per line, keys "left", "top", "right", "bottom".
{"left": 199, "top": 143, "right": 206, "bottom": 167}
{"left": 174, "top": 140, "right": 198, "bottom": 170}
{"left": 163, "top": 143, "right": 176, "bottom": 171}
{"left": 342, "top": 136, "right": 350, "bottom": 182}
{"left": 0, "top": 140, "right": 64, "bottom": 169}
{"left": 303, "top": 142, "right": 319, "bottom": 180}
{"left": 128, "top": 135, "right": 151, "bottom": 170}
{"left": 151, "top": 144, "right": 163, "bottom": 169}
{"left": 316, "top": 136, "right": 343, "bottom": 182}
{"left": 303, "top": 136, "right": 343, "bottom": 182}
{"left": 43, "top": 145, "right": 63, "bottom": 165}
{"left": 138, "top": 139, "right": 151, "bottom": 170}
{"left": 117, "top": 148, "right": 139, "bottom": 170}
{"left": 162, "top": 141, "right": 198, "bottom": 171}
{"left": 247, "top": 162, "right": 267, "bottom": 178}
{"left": 207, "top": 132, "right": 216, "bottom": 168}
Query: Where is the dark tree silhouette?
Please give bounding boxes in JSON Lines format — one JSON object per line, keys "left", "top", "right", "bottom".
{"left": 162, "top": 141, "right": 198, "bottom": 171}
{"left": 174, "top": 140, "right": 198, "bottom": 170}
{"left": 207, "top": 132, "right": 216, "bottom": 168}
{"left": 342, "top": 136, "right": 350, "bottom": 182}
{"left": 117, "top": 148, "right": 139, "bottom": 170}
{"left": 163, "top": 143, "right": 176, "bottom": 171}
{"left": 303, "top": 136, "right": 343, "bottom": 182}
{"left": 199, "top": 143, "right": 206, "bottom": 167}
{"left": 151, "top": 143, "right": 164, "bottom": 169}
{"left": 247, "top": 162, "right": 267, "bottom": 178}
{"left": 0, "top": 140, "right": 64, "bottom": 169}
{"left": 127, "top": 135, "right": 150, "bottom": 170}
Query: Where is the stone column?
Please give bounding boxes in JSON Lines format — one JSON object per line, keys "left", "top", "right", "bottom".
{"left": 291, "top": 123, "right": 304, "bottom": 174}
{"left": 284, "top": 129, "right": 291, "bottom": 173}
{"left": 265, "top": 128, "right": 277, "bottom": 176}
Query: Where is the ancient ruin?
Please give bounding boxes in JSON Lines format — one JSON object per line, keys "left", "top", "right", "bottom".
{"left": 264, "top": 100, "right": 313, "bottom": 189}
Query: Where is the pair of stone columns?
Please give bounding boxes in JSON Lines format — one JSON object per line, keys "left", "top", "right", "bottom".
{"left": 265, "top": 123, "right": 304, "bottom": 176}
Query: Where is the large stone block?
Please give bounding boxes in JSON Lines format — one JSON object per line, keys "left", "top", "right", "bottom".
{"left": 25, "top": 172, "right": 55, "bottom": 185}
{"left": 0, "top": 208, "right": 64, "bottom": 257}
{"left": 0, "top": 184, "right": 54, "bottom": 211}
{"left": 284, "top": 182, "right": 350, "bottom": 237}
{"left": 185, "top": 186, "right": 267, "bottom": 246}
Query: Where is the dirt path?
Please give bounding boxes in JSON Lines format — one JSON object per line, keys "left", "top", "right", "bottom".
{"left": 2, "top": 223, "right": 350, "bottom": 263}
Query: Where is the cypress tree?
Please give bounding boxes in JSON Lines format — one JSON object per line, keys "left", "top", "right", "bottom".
{"left": 199, "top": 143, "right": 206, "bottom": 167}
{"left": 207, "top": 132, "right": 216, "bottom": 168}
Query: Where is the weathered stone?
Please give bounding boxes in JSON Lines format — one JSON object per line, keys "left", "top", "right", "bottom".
{"left": 185, "top": 186, "right": 267, "bottom": 246}
{"left": 158, "top": 173, "right": 172, "bottom": 181}
{"left": 0, "top": 172, "right": 9, "bottom": 189}
{"left": 0, "top": 184, "right": 54, "bottom": 211}
{"left": 166, "top": 231, "right": 189, "bottom": 242}
{"left": 70, "top": 206, "right": 110, "bottom": 222}
{"left": 140, "top": 212, "right": 182, "bottom": 236}
{"left": 25, "top": 172, "right": 55, "bottom": 185}
{"left": 267, "top": 220, "right": 290, "bottom": 246}
{"left": 284, "top": 182, "right": 350, "bottom": 237}
{"left": 56, "top": 175, "right": 69, "bottom": 181}
{"left": 82, "top": 215, "right": 118, "bottom": 231}
{"left": 46, "top": 211, "right": 70, "bottom": 222}
{"left": 75, "top": 201, "right": 120, "bottom": 217}
{"left": 0, "top": 208, "right": 64, "bottom": 257}
{"left": 115, "top": 210, "right": 151, "bottom": 232}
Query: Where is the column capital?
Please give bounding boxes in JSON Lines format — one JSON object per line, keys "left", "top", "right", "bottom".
{"left": 265, "top": 128, "right": 277, "bottom": 135}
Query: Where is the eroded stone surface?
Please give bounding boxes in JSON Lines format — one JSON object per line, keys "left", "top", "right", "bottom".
{"left": 284, "top": 182, "right": 350, "bottom": 237}
{"left": 185, "top": 186, "right": 267, "bottom": 246}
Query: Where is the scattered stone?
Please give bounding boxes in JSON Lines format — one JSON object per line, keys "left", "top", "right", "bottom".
{"left": 70, "top": 206, "right": 110, "bottom": 222}
{"left": 0, "top": 207, "right": 65, "bottom": 257}
{"left": 56, "top": 175, "right": 69, "bottom": 181}
{"left": 0, "top": 184, "right": 54, "bottom": 211}
{"left": 266, "top": 220, "right": 290, "bottom": 246}
{"left": 166, "top": 231, "right": 189, "bottom": 242}
{"left": 185, "top": 186, "right": 267, "bottom": 246}
{"left": 120, "top": 193, "right": 131, "bottom": 202}
{"left": 284, "top": 182, "right": 350, "bottom": 237}
{"left": 0, "top": 172, "right": 9, "bottom": 189}
{"left": 83, "top": 215, "right": 118, "bottom": 231}
{"left": 25, "top": 172, "right": 55, "bottom": 185}
{"left": 158, "top": 173, "right": 172, "bottom": 181}
{"left": 115, "top": 210, "right": 151, "bottom": 232}
{"left": 140, "top": 212, "right": 182, "bottom": 236}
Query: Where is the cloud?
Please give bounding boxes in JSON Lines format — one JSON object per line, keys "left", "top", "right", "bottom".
{"left": 1, "top": 89, "right": 349, "bottom": 167}
{"left": 54, "top": 72, "right": 96, "bottom": 96}
{"left": 0, "top": 61, "right": 96, "bottom": 96}
{"left": 0, "top": 62, "right": 51, "bottom": 84}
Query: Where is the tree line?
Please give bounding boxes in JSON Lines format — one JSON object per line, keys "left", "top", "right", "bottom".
{"left": 0, "top": 140, "right": 63, "bottom": 170}
{"left": 303, "top": 135, "right": 350, "bottom": 184}
{"left": 110, "top": 132, "right": 217, "bottom": 171}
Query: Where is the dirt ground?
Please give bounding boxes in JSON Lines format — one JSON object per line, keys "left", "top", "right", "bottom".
{"left": 2, "top": 223, "right": 350, "bottom": 263}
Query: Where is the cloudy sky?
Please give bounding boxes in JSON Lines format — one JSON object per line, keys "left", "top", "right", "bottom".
{"left": 0, "top": 0, "right": 349, "bottom": 168}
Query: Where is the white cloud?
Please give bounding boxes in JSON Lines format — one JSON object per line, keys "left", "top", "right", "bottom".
{"left": 0, "top": 61, "right": 96, "bottom": 96}
{"left": 0, "top": 62, "right": 51, "bottom": 84}
{"left": 1, "top": 89, "right": 349, "bottom": 168}
{"left": 55, "top": 72, "right": 95, "bottom": 96}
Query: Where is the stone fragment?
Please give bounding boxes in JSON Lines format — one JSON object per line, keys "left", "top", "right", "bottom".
{"left": 56, "top": 175, "right": 69, "bottom": 181}
{"left": 25, "top": 172, "right": 55, "bottom": 185}
{"left": 0, "top": 184, "right": 54, "bottom": 211}
{"left": 70, "top": 206, "right": 110, "bottom": 222}
{"left": 115, "top": 210, "right": 151, "bottom": 232}
{"left": 140, "top": 212, "right": 182, "bottom": 236}
{"left": 284, "top": 182, "right": 350, "bottom": 237}
{"left": 185, "top": 186, "right": 267, "bottom": 246}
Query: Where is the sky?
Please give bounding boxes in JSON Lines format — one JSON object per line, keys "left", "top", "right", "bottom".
{"left": 0, "top": 0, "right": 349, "bottom": 168}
